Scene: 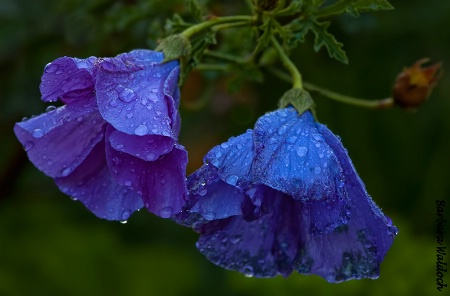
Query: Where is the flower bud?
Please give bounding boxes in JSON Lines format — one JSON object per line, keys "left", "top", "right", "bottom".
{"left": 392, "top": 58, "right": 442, "bottom": 109}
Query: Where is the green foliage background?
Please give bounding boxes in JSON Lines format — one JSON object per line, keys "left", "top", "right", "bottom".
{"left": 0, "top": 1, "right": 449, "bottom": 295}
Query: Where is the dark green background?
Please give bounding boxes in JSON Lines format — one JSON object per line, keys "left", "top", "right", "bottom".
{"left": 1, "top": 1, "right": 449, "bottom": 295}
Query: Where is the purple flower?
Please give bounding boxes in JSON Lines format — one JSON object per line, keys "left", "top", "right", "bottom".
{"left": 178, "top": 107, "right": 397, "bottom": 282}
{"left": 14, "top": 50, "right": 188, "bottom": 221}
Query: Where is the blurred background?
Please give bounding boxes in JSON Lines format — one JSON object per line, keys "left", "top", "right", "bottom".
{"left": 0, "top": 0, "right": 449, "bottom": 295}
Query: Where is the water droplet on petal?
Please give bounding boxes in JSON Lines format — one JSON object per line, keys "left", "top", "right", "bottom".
{"left": 286, "top": 136, "right": 297, "bottom": 144}
{"left": 32, "top": 129, "right": 44, "bottom": 138}
{"left": 225, "top": 175, "right": 238, "bottom": 186}
{"left": 116, "top": 144, "right": 124, "bottom": 150}
{"left": 134, "top": 124, "right": 148, "bottom": 136}
{"left": 44, "top": 63, "right": 59, "bottom": 73}
{"left": 140, "top": 98, "right": 148, "bottom": 105}
{"left": 146, "top": 153, "right": 156, "bottom": 160}
{"left": 46, "top": 105, "right": 57, "bottom": 112}
{"left": 230, "top": 235, "right": 241, "bottom": 244}
{"left": 268, "top": 137, "right": 278, "bottom": 144}
{"left": 314, "top": 166, "right": 321, "bottom": 174}
{"left": 121, "top": 210, "right": 131, "bottom": 221}
{"left": 312, "top": 134, "right": 321, "bottom": 141}
{"left": 76, "top": 116, "right": 84, "bottom": 122}
{"left": 277, "top": 125, "right": 287, "bottom": 135}
{"left": 203, "top": 212, "right": 216, "bottom": 220}
{"left": 61, "top": 167, "right": 72, "bottom": 177}
{"left": 297, "top": 146, "right": 307, "bottom": 157}
{"left": 118, "top": 87, "right": 137, "bottom": 103}
{"left": 23, "top": 141, "right": 34, "bottom": 151}
{"left": 126, "top": 113, "right": 133, "bottom": 119}
{"left": 119, "top": 220, "right": 128, "bottom": 224}
{"left": 158, "top": 206, "right": 173, "bottom": 218}
{"left": 243, "top": 266, "right": 254, "bottom": 278}
{"left": 220, "top": 143, "right": 229, "bottom": 149}
{"left": 124, "top": 180, "right": 132, "bottom": 187}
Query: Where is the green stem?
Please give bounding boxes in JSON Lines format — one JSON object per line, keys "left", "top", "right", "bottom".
{"left": 181, "top": 15, "right": 255, "bottom": 39}
{"left": 196, "top": 63, "right": 229, "bottom": 71}
{"left": 315, "top": 1, "right": 349, "bottom": 19}
{"left": 204, "top": 50, "right": 249, "bottom": 64}
{"left": 270, "top": 36, "right": 303, "bottom": 89}
{"left": 269, "top": 67, "right": 394, "bottom": 109}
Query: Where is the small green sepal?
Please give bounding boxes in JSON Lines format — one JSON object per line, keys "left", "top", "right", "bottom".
{"left": 278, "top": 88, "right": 316, "bottom": 116}
{"left": 156, "top": 34, "right": 192, "bottom": 63}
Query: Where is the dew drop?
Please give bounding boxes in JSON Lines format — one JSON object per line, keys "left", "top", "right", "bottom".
{"left": 203, "top": 212, "right": 216, "bottom": 220}
{"left": 297, "top": 146, "right": 308, "bottom": 157}
{"left": 61, "top": 167, "right": 72, "bottom": 177}
{"left": 146, "top": 153, "right": 156, "bottom": 160}
{"left": 220, "top": 143, "right": 229, "bottom": 149}
{"left": 124, "top": 181, "right": 132, "bottom": 187}
{"left": 134, "top": 124, "right": 148, "bottom": 136}
{"left": 140, "top": 98, "right": 148, "bottom": 105}
{"left": 32, "top": 129, "right": 44, "bottom": 138}
{"left": 23, "top": 141, "right": 34, "bottom": 151}
{"left": 46, "top": 105, "right": 57, "bottom": 112}
{"left": 314, "top": 166, "right": 321, "bottom": 174}
{"left": 243, "top": 266, "right": 254, "bottom": 278}
{"left": 116, "top": 144, "right": 124, "bottom": 150}
{"left": 126, "top": 113, "right": 133, "bottom": 119}
{"left": 268, "top": 137, "right": 278, "bottom": 144}
{"left": 109, "top": 99, "right": 118, "bottom": 107}
{"left": 225, "top": 175, "right": 238, "bottom": 186}
{"left": 76, "top": 116, "right": 84, "bottom": 122}
{"left": 44, "top": 63, "right": 59, "bottom": 73}
{"left": 158, "top": 206, "right": 173, "bottom": 218}
{"left": 118, "top": 87, "right": 137, "bottom": 103}
{"left": 277, "top": 125, "right": 287, "bottom": 135}
{"left": 121, "top": 210, "right": 131, "bottom": 221}
{"left": 230, "top": 235, "right": 241, "bottom": 244}
{"left": 119, "top": 220, "right": 128, "bottom": 224}
{"left": 286, "top": 136, "right": 297, "bottom": 144}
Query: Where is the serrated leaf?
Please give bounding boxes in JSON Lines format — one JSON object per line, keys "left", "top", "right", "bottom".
{"left": 285, "top": 18, "right": 311, "bottom": 49}
{"left": 186, "top": 0, "right": 204, "bottom": 21}
{"left": 254, "top": 17, "right": 274, "bottom": 54}
{"left": 310, "top": 20, "right": 348, "bottom": 63}
{"left": 317, "top": 0, "right": 393, "bottom": 18}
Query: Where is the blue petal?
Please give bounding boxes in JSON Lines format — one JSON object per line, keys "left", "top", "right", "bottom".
{"left": 95, "top": 50, "right": 180, "bottom": 138}
{"left": 55, "top": 140, "right": 144, "bottom": 221}
{"left": 253, "top": 108, "right": 346, "bottom": 203}
{"left": 204, "top": 129, "right": 254, "bottom": 189}
{"left": 195, "top": 191, "right": 305, "bottom": 278}
{"left": 184, "top": 164, "right": 247, "bottom": 222}
{"left": 105, "top": 127, "right": 188, "bottom": 218}
{"left": 14, "top": 99, "right": 105, "bottom": 178}
{"left": 40, "top": 56, "right": 96, "bottom": 104}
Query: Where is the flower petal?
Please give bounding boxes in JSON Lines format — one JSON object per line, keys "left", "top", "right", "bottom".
{"left": 302, "top": 124, "right": 398, "bottom": 282}
{"left": 195, "top": 192, "right": 305, "bottom": 278}
{"left": 95, "top": 49, "right": 180, "bottom": 138}
{"left": 105, "top": 129, "right": 188, "bottom": 218}
{"left": 204, "top": 129, "right": 254, "bottom": 189}
{"left": 108, "top": 128, "right": 175, "bottom": 161}
{"left": 55, "top": 140, "right": 144, "bottom": 221}
{"left": 253, "top": 108, "right": 346, "bottom": 203}
{"left": 14, "top": 99, "right": 105, "bottom": 178}
{"left": 40, "top": 56, "right": 96, "bottom": 104}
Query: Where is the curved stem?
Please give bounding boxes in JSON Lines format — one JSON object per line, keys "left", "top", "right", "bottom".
{"left": 270, "top": 36, "right": 303, "bottom": 89}
{"left": 181, "top": 15, "right": 255, "bottom": 39}
{"left": 268, "top": 67, "right": 394, "bottom": 109}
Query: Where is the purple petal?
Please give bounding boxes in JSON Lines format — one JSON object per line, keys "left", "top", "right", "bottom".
{"left": 95, "top": 49, "right": 181, "bottom": 138}
{"left": 108, "top": 128, "right": 175, "bottom": 161}
{"left": 55, "top": 140, "right": 144, "bottom": 221}
{"left": 105, "top": 129, "right": 188, "bottom": 218}
{"left": 307, "top": 124, "right": 398, "bottom": 282}
{"left": 14, "top": 99, "right": 105, "bottom": 178}
{"left": 204, "top": 130, "right": 254, "bottom": 189}
{"left": 40, "top": 56, "right": 96, "bottom": 104}
{"left": 253, "top": 108, "right": 346, "bottom": 203}
{"left": 195, "top": 192, "right": 304, "bottom": 278}
{"left": 184, "top": 164, "right": 247, "bottom": 222}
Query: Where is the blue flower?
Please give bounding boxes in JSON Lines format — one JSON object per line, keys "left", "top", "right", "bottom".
{"left": 14, "top": 50, "right": 187, "bottom": 221}
{"left": 178, "top": 107, "right": 397, "bottom": 282}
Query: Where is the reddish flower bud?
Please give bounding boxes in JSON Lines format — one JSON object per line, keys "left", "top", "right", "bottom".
{"left": 392, "top": 58, "right": 442, "bottom": 109}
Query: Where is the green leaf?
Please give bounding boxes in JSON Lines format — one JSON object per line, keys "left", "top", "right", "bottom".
{"left": 309, "top": 20, "right": 348, "bottom": 64}
{"left": 254, "top": 16, "right": 274, "bottom": 54}
{"left": 316, "top": 0, "right": 393, "bottom": 18}
{"left": 348, "top": 0, "right": 394, "bottom": 16}
{"left": 186, "top": 0, "right": 204, "bottom": 21}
